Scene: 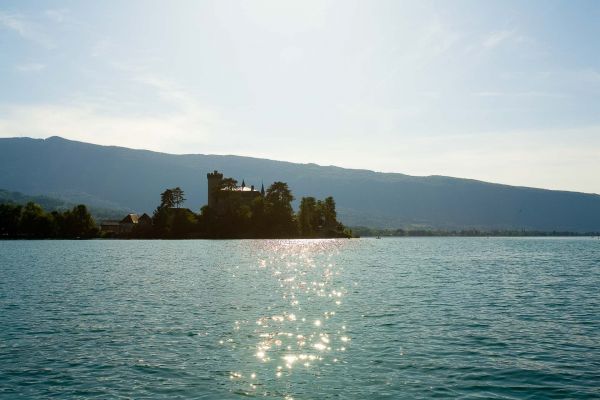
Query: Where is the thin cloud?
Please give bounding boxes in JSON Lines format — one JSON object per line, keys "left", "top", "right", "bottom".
{"left": 0, "top": 11, "right": 55, "bottom": 49}
{"left": 360, "top": 126, "right": 600, "bottom": 194}
{"left": 91, "top": 39, "right": 111, "bottom": 58}
{"left": 0, "top": 67, "right": 233, "bottom": 153}
{"left": 0, "top": 103, "right": 216, "bottom": 153}
{"left": 482, "top": 29, "right": 516, "bottom": 48}
{"left": 45, "top": 9, "right": 69, "bottom": 23}
{"left": 473, "top": 91, "right": 567, "bottom": 99}
{"left": 16, "top": 63, "right": 46, "bottom": 72}
{"left": 581, "top": 68, "right": 600, "bottom": 84}
{"left": 108, "top": 62, "right": 230, "bottom": 130}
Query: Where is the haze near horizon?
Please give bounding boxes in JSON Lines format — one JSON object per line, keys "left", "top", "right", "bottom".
{"left": 1, "top": 0, "right": 599, "bottom": 194}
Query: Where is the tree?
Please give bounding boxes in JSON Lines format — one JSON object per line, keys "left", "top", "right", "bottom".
{"left": 61, "top": 204, "right": 97, "bottom": 238}
{"left": 250, "top": 196, "right": 267, "bottom": 237}
{"left": 298, "top": 195, "right": 350, "bottom": 238}
{"left": 220, "top": 178, "right": 238, "bottom": 190}
{"left": 144, "top": 180, "right": 351, "bottom": 239}
{"left": 217, "top": 178, "right": 238, "bottom": 209}
{"left": 160, "top": 189, "right": 175, "bottom": 209}
{"left": 172, "top": 187, "right": 186, "bottom": 208}
{"left": 0, "top": 203, "right": 22, "bottom": 237}
{"left": 265, "top": 182, "right": 294, "bottom": 209}
{"left": 298, "top": 197, "right": 317, "bottom": 237}
{"left": 0, "top": 202, "right": 100, "bottom": 238}
{"left": 19, "top": 202, "right": 55, "bottom": 238}
{"left": 264, "top": 181, "right": 296, "bottom": 237}
{"left": 152, "top": 205, "right": 171, "bottom": 237}
{"left": 153, "top": 187, "right": 192, "bottom": 237}
{"left": 322, "top": 196, "right": 337, "bottom": 231}
{"left": 171, "top": 208, "right": 197, "bottom": 237}
{"left": 197, "top": 205, "right": 216, "bottom": 237}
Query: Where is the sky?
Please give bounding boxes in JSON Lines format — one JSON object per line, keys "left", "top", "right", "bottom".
{"left": 1, "top": 0, "right": 599, "bottom": 194}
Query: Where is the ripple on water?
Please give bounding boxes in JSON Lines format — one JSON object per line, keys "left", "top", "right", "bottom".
{"left": 0, "top": 238, "right": 599, "bottom": 399}
{"left": 217, "top": 240, "right": 352, "bottom": 399}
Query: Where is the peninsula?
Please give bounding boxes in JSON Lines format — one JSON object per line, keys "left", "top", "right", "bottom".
{"left": 0, "top": 170, "right": 351, "bottom": 239}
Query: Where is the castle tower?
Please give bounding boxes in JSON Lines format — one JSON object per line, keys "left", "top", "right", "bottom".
{"left": 207, "top": 170, "right": 223, "bottom": 209}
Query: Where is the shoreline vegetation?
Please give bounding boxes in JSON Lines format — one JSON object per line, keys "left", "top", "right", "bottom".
{"left": 352, "top": 226, "right": 600, "bottom": 238}
{"left": 0, "top": 179, "right": 353, "bottom": 239}
{"left": 1, "top": 200, "right": 598, "bottom": 239}
{"left": 1, "top": 175, "right": 598, "bottom": 239}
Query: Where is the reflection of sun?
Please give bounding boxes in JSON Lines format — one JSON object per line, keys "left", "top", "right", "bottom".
{"left": 223, "top": 240, "right": 352, "bottom": 396}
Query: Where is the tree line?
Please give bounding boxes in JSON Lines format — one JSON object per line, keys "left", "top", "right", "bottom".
{"left": 0, "top": 202, "right": 97, "bottom": 239}
{"left": 351, "top": 226, "right": 600, "bottom": 237}
{"left": 144, "top": 179, "right": 351, "bottom": 239}
{"left": 0, "top": 178, "right": 352, "bottom": 239}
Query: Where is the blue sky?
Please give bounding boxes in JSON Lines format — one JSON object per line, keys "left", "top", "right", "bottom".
{"left": 1, "top": 0, "right": 599, "bottom": 193}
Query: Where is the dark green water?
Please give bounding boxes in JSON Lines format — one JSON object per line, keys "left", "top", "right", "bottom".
{"left": 1, "top": 238, "right": 599, "bottom": 399}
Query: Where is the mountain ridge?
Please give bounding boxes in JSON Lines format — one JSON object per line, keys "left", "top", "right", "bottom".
{"left": 1, "top": 135, "right": 599, "bottom": 231}
{"left": 26, "top": 136, "right": 598, "bottom": 196}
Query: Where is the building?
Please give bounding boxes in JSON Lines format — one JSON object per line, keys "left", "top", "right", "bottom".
{"left": 119, "top": 213, "right": 152, "bottom": 233}
{"left": 99, "top": 220, "right": 120, "bottom": 235}
{"left": 100, "top": 213, "right": 152, "bottom": 235}
{"left": 207, "top": 170, "right": 263, "bottom": 214}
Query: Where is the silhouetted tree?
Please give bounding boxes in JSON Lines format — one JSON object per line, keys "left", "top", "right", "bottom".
{"left": 197, "top": 205, "right": 216, "bottom": 237}
{"left": 20, "top": 202, "right": 55, "bottom": 238}
{"left": 171, "top": 208, "right": 197, "bottom": 238}
{"left": 0, "top": 203, "right": 22, "bottom": 237}
{"left": 0, "top": 177, "right": 353, "bottom": 239}
{"left": 250, "top": 196, "right": 267, "bottom": 237}
{"left": 152, "top": 205, "right": 171, "bottom": 237}
{"left": 61, "top": 204, "right": 97, "bottom": 238}
{"left": 172, "top": 187, "right": 185, "bottom": 208}
{"left": 297, "top": 195, "right": 349, "bottom": 238}
{"left": 298, "top": 197, "right": 317, "bottom": 237}
{"left": 153, "top": 187, "right": 196, "bottom": 237}
{"left": 321, "top": 196, "right": 337, "bottom": 233}
{"left": 160, "top": 189, "right": 175, "bottom": 209}
{"left": 0, "top": 202, "right": 98, "bottom": 238}
{"left": 264, "top": 181, "right": 296, "bottom": 237}
{"left": 220, "top": 178, "right": 238, "bottom": 190}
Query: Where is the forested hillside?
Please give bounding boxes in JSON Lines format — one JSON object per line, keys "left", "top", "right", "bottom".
{"left": 1, "top": 136, "right": 599, "bottom": 232}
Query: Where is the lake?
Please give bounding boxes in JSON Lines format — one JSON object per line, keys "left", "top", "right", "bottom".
{"left": 1, "top": 238, "right": 599, "bottom": 399}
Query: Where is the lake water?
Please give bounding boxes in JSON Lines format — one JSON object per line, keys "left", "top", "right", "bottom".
{"left": 1, "top": 238, "right": 599, "bottom": 399}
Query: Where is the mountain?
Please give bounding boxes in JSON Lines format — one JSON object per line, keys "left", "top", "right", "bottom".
{"left": 1, "top": 136, "right": 599, "bottom": 232}
{"left": 0, "top": 189, "right": 129, "bottom": 220}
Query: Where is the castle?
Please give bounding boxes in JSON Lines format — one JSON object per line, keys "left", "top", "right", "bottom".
{"left": 207, "top": 170, "right": 264, "bottom": 213}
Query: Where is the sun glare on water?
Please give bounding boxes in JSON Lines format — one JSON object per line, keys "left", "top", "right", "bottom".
{"left": 219, "top": 239, "right": 351, "bottom": 398}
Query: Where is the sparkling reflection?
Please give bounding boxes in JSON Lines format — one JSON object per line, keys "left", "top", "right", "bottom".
{"left": 220, "top": 239, "right": 351, "bottom": 398}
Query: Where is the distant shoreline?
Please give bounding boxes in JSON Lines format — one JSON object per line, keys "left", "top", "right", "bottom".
{"left": 2, "top": 234, "right": 599, "bottom": 241}
{"left": 350, "top": 227, "right": 600, "bottom": 238}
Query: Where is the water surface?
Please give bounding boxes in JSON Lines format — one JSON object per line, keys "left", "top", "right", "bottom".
{"left": 1, "top": 238, "right": 599, "bottom": 399}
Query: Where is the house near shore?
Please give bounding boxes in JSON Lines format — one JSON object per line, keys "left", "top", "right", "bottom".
{"left": 100, "top": 213, "right": 152, "bottom": 234}
{"left": 99, "top": 220, "right": 120, "bottom": 234}
{"left": 119, "top": 213, "right": 152, "bottom": 232}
